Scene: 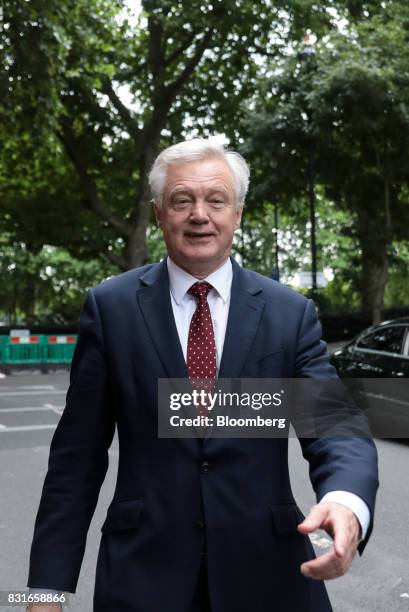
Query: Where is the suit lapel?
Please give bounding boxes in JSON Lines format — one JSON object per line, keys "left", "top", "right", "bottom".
{"left": 137, "top": 258, "right": 265, "bottom": 380}
{"left": 136, "top": 260, "right": 188, "bottom": 380}
{"left": 136, "top": 258, "right": 266, "bottom": 444}
{"left": 202, "top": 259, "right": 266, "bottom": 444}
{"left": 218, "top": 258, "right": 266, "bottom": 379}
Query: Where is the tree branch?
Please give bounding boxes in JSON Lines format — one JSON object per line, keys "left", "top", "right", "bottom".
{"left": 163, "top": 28, "right": 214, "bottom": 102}
{"left": 138, "top": 27, "right": 215, "bottom": 151}
{"left": 127, "top": 28, "right": 215, "bottom": 226}
{"left": 101, "top": 79, "right": 142, "bottom": 144}
{"left": 86, "top": 239, "right": 129, "bottom": 270}
{"left": 164, "top": 29, "right": 200, "bottom": 67}
{"left": 57, "top": 127, "right": 131, "bottom": 237}
{"left": 147, "top": 15, "right": 165, "bottom": 77}
{"left": 116, "top": 63, "right": 147, "bottom": 82}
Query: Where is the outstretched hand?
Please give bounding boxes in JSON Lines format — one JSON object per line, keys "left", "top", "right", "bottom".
{"left": 297, "top": 502, "right": 360, "bottom": 580}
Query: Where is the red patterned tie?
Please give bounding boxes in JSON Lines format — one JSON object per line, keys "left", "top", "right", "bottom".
{"left": 187, "top": 282, "right": 217, "bottom": 414}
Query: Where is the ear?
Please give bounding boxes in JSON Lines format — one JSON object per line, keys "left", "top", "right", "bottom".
{"left": 154, "top": 204, "right": 162, "bottom": 227}
{"left": 234, "top": 206, "right": 243, "bottom": 230}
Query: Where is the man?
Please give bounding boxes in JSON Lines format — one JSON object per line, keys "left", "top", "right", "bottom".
{"left": 27, "top": 138, "right": 378, "bottom": 611}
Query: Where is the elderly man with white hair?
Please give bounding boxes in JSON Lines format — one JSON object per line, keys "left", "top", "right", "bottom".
{"left": 27, "top": 138, "right": 378, "bottom": 612}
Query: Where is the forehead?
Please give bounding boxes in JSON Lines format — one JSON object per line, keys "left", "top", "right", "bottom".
{"left": 164, "top": 157, "right": 235, "bottom": 191}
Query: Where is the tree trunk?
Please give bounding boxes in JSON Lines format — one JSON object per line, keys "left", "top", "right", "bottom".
{"left": 125, "top": 221, "right": 149, "bottom": 269}
{"left": 354, "top": 165, "right": 393, "bottom": 325}
{"left": 20, "top": 276, "right": 36, "bottom": 327}
{"left": 361, "top": 251, "right": 388, "bottom": 324}
{"left": 124, "top": 140, "right": 162, "bottom": 269}
{"left": 357, "top": 206, "right": 389, "bottom": 324}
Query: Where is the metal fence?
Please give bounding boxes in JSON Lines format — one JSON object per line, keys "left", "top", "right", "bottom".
{"left": 0, "top": 335, "right": 77, "bottom": 370}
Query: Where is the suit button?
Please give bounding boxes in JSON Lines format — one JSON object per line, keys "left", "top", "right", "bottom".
{"left": 201, "top": 461, "right": 209, "bottom": 474}
{"left": 195, "top": 520, "right": 205, "bottom": 529}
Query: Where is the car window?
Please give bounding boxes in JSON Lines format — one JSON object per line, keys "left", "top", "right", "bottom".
{"left": 403, "top": 328, "right": 409, "bottom": 356}
{"left": 357, "top": 325, "right": 405, "bottom": 354}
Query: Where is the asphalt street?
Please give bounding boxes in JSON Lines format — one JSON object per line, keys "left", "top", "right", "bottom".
{"left": 0, "top": 372, "right": 408, "bottom": 612}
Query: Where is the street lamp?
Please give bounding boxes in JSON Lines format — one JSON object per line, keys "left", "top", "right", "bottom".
{"left": 298, "top": 33, "right": 318, "bottom": 302}
{"left": 270, "top": 157, "right": 280, "bottom": 282}
{"left": 271, "top": 202, "right": 280, "bottom": 282}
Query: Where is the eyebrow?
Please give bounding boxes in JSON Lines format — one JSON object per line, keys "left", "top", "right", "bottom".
{"left": 169, "top": 188, "right": 194, "bottom": 198}
{"left": 207, "top": 187, "right": 229, "bottom": 197}
{"left": 169, "top": 186, "right": 230, "bottom": 198}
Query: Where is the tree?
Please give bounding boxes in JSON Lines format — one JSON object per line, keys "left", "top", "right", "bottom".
{"left": 239, "top": 0, "right": 409, "bottom": 322}
{"left": 1, "top": 0, "right": 293, "bottom": 270}
{"left": 0, "top": 235, "right": 117, "bottom": 325}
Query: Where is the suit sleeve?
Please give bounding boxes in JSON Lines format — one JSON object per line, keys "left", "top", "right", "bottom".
{"left": 27, "top": 288, "right": 116, "bottom": 592}
{"left": 295, "top": 299, "right": 379, "bottom": 554}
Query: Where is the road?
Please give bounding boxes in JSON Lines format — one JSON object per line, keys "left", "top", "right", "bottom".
{"left": 0, "top": 372, "right": 408, "bottom": 611}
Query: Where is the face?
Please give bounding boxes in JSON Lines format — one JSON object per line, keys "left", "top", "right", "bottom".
{"left": 155, "top": 157, "right": 243, "bottom": 278}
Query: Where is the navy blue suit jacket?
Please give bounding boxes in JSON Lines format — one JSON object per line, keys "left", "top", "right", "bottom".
{"left": 28, "top": 258, "right": 378, "bottom": 611}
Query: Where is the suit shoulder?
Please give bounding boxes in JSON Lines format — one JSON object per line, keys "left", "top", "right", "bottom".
{"left": 91, "top": 262, "right": 160, "bottom": 298}
{"left": 242, "top": 268, "right": 308, "bottom": 307}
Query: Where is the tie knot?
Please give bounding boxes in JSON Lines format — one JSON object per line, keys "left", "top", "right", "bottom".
{"left": 188, "top": 281, "right": 212, "bottom": 302}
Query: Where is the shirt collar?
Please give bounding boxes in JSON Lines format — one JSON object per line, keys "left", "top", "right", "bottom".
{"left": 167, "top": 256, "right": 232, "bottom": 305}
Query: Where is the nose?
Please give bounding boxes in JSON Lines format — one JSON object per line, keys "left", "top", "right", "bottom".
{"left": 189, "top": 200, "right": 210, "bottom": 224}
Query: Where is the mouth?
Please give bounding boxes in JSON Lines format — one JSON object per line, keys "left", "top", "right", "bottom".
{"left": 185, "top": 232, "right": 215, "bottom": 240}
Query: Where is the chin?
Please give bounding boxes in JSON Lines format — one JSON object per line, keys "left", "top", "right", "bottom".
{"left": 182, "top": 246, "right": 217, "bottom": 260}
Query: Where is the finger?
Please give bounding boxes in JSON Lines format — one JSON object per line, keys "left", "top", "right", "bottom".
{"left": 332, "top": 510, "right": 359, "bottom": 558}
{"left": 333, "top": 523, "right": 348, "bottom": 558}
{"left": 297, "top": 504, "right": 327, "bottom": 534}
{"left": 300, "top": 548, "right": 345, "bottom": 581}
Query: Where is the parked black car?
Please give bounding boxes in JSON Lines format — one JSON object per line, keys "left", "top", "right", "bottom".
{"left": 330, "top": 318, "right": 409, "bottom": 436}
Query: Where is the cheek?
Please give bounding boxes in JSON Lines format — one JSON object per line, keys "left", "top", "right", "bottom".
{"left": 162, "top": 219, "right": 180, "bottom": 234}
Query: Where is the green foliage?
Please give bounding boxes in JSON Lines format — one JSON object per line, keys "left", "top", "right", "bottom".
{"left": 384, "top": 242, "right": 409, "bottom": 308}
{"left": 1, "top": 0, "right": 409, "bottom": 321}
{"left": 1, "top": 0, "right": 299, "bottom": 272}
{"left": 238, "top": 1, "right": 409, "bottom": 320}
{"left": 146, "top": 224, "right": 167, "bottom": 263}
{"left": 0, "top": 236, "right": 116, "bottom": 324}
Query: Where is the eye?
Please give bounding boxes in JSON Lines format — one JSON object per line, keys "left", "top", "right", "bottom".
{"left": 209, "top": 199, "right": 226, "bottom": 208}
{"left": 172, "top": 198, "right": 191, "bottom": 209}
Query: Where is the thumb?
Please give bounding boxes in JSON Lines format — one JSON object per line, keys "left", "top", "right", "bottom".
{"left": 297, "top": 504, "right": 327, "bottom": 534}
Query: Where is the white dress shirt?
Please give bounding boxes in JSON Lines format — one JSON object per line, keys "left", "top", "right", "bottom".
{"left": 167, "top": 255, "right": 232, "bottom": 372}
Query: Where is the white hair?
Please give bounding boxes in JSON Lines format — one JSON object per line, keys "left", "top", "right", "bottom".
{"left": 148, "top": 138, "right": 250, "bottom": 210}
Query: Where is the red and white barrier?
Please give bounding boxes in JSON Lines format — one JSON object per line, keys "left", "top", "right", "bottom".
{"left": 47, "top": 336, "right": 76, "bottom": 344}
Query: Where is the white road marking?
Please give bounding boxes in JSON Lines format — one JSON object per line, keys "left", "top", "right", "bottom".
{"left": 400, "top": 593, "right": 409, "bottom": 598}
{"left": 361, "top": 391, "right": 409, "bottom": 408}
{"left": 0, "top": 424, "right": 6, "bottom": 429}
{"left": 0, "top": 406, "right": 61, "bottom": 413}
{"left": 0, "top": 424, "right": 57, "bottom": 432}
{"left": 0, "top": 390, "right": 65, "bottom": 397}
{"left": 0, "top": 385, "right": 55, "bottom": 391}
{"left": 44, "top": 403, "right": 64, "bottom": 415}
